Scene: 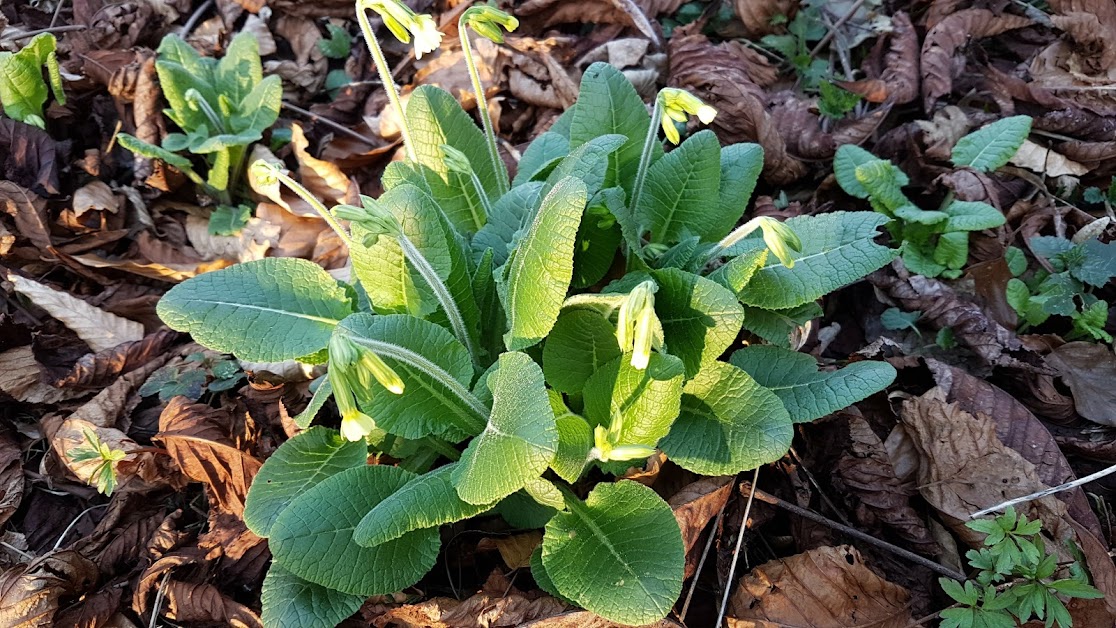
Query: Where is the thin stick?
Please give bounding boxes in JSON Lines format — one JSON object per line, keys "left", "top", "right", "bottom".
{"left": 970, "top": 462, "right": 1116, "bottom": 519}
{"left": 678, "top": 479, "right": 732, "bottom": 622}
{"left": 53, "top": 503, "right": 109, "bottom": 550}
{"left": 808, "top": 0, "right": 869, "bottom": 58}
{"left": 5, "top": 24, "right": 84, "bottom": 41}
{"left": 281, "top": 101, "right": 383, "bottom": 147}
{"left": 50, "top": 0, "right": 68, "bottom": 28}
{"left": 178, "top": 0, "right": 214, "bottom": 38}
{"left": 716, "top": 468, "right": 760, "bottom": 627}
{"left": 148, "top": 570, "right": 173, "bottom": 628}
{"left": 754, "top": 488, "right": 967, "bottom": 581}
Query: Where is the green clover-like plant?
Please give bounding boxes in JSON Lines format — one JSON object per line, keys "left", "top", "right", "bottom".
{"left": 0, "top": 33, "right": 66, "bottom": 129}
{"left": 156, "top": 4, "right": 900, "bottom": 622}
{"left": 69, "top": 429, "right": 128, "bottom": 496}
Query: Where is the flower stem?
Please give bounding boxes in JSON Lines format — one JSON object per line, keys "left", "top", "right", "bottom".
{"left": 629, "top": 98, "right": 663, "bottom": 226}
{"left": 271, "top": 170, "right": 353, "bottom": 248}
{"left": 466, "top": 169, "right": 492, "bottom": 231}
{"left": 459, "top": 20, "right": 507, "bottom": 196}
{"left": 357, "top": 6, "right": 416, "bottom": 162}
{"left": 396, "top": 232, "right": 480, "bottom": 366}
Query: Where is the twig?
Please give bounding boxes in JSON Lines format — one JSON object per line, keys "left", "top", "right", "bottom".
{"left": 788, "top": 447, "right": 852, "bottom": 526}
{"left": 52, "top": 503, "right": 109, "bottom": 550}
{"left": 753, "top": 487, "right": 967, "bottom": 581}
{"left": 809, "top": 0, "right": 869, "bottom": 59}
{"left": 678, "top": 478, "right": 732, "bottom": 623}
{"left": 716, "top": 468, "right": 760, "bottom": 627}
{"left": 5, "top": 24, "right": 84, "bottom": 41}
{"left": 970, "top": 462, "right": 1116, "bottom": 519}
{"left": 148, "top": 570, "right": 173, "bottom": 628}
{"left": 280, "top": 101, "right": 382, "bottom": 147}
{"left": 178, "top": 0, "right": 214, "bottom": 38}
{"left": 50, "top": 0, "right": 68, "bottom": 28}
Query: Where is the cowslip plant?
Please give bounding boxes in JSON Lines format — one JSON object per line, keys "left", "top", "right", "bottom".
{"left": 0, "top": 33, "right": 66, "bottom": 129}
{"left": 153, "top": 5, "right": 899, "bottom": 621}
{"left": 1006, "top": 236, "right": 1116, "bottom": 342}
{"left": 835, "top": 115, "right": 1032, "bottom": 279}
{"left": 117, "top": 31, "right": 281, "bottom": 216}
{"left": 939, "top": 507, "right": 1103, "bottom": 628}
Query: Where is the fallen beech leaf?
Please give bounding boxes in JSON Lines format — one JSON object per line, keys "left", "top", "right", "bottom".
{"left": 155, "top": 398, "right": 262, "bottom": 516}
{"left": 184, "top": 213, "right": 279, "bottom": 263}
{"left": 290, "top": 123, "right": 350, "bottom": 208}
{"left": 916, "top": 106, "right": 971, "bottom": 162}
{"left": 899, "top": 388, "right": 1069, "bottom": 545}
{"left": 368, "top": 571, "right": 569, "bottom": 627}
{"left": 481, "top": 531, "right": 542, "bottom": 570}
{"left": 926, "top": 359, "right": 1101, "bottom": 535}
{"left": 7, "top": 274, "right": 144, "bottom": 353}
{"left": 733, "top": 0, "right": 796, "bottom": 38}
{"left": 668, "top": 476, "right": 732, "bottom": 578}
{"left": 158, "top": 580, "right": 262, "bottom": 628}
{"left": 0, "top": 346, "right": 80, "bottom": 404}
{"left": 197, "top": 511, "right": 269, "bottom": 585}
{"left": 0, "top": 181, "right": 52, "bottom": 253}
{"left": 921, "top": 9, "right": 1032, "bottom": 110}
{"left": 841, "top": 12, "right": 919, "bottom": 105}
{"left": 0, "top": 550, "right": 98, "bottom": 628}
{"left": 52, "top": 585, "right": 122, "bottom": 628}
{"left": 518, "top": 0, "right": 662, "bottom": 46}
{"left": 0, "top": 431, "right": 22, "bottom": 528}
{"left": 0, "top": 118, "right": 63, "bottom": 196}
{"left": 726, "top": 545, "right": 912, "bottom": 627}
{"left": 50, "top": 417, "right": 142, "bottom": 491}
{"left": 1047, "top": 342, "right": 1116, "bottom": 426}
{"left": 1009, "top": 139, "right": 1089, "bottom": 176}
{"left": 49, "top": 330, "right": 179, "bottom": 389}
{"left": 523, "top": 612, "right": 681, "bottom": 627}
{"left": 72, "top": 181, "right": 121, "bottom": 218}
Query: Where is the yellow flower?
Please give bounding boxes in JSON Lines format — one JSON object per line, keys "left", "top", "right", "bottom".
{"left": 616, "top": 280, "right": 662, "bottom": 369}
{"left": 462, "top": 6, "right": 519, "bottom": 44}
{"left": 713, "top": 216, "right": 802, "bottom": 268}
{"left": 590, "top": 425, "right": 656, "bottom": 462}
{"left": 328, "top": 334, "right": 403, "bottom": 441}
{"left": 657, "top": 88, "right": 717, "bottom": 145}
{"left": 340, "top": 408, "right": 376, "bottom": 442}
{"left": 361, "top": 0, "right": 443, "bottom": 58}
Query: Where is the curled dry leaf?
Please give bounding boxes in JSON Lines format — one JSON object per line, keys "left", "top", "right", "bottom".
{"left": 184, "top": 213, "right": 279, "bottom": 263}
{"left": 0, "top": 118, "right": 63, "bottom": 196}
{"left": 517, "top": 0, "right": 662, "bottom": 47}
{"left": 197, "top": 511, "right": 269, "bottom": 585}
{"left": 1046, "top": 341, "right": 1116, "bottom": 427}
{"left": 72, "top": 181, "right": 121, "bottom": 218}
{"left": 733, "top": 0, "right": 797, "bottom": 38}
{"left": 368, "top": 571, "right": 569, "bottom": 628}
{"left": 290, "top": 123, "right": 351, "bottom": 209}
{"left": 52, "top": 585, "right": 123, "bottom": 628}
{"left": 50, "top": 417, "right": 141, "bottom": 491}
{"left": 154, "top": 398, "right": 263, "bottom": 516}
{"left": 0, "top": 550, "right": 98, "bottom": 628}
{"left": 7, "top": 274, "right": 145, "bottom": 353}
{"left": 506, "top": 36, "right": 582, "bottom": 110}
{"left": 926, "top": 359, "right": 1103, "bottom": 536}
{"left": 726, "top": 545, "right": 912, "bottom": 627}
{"left": 50, "top": 330, "right": 179, "bottom": 389}
{"left": 0, "top": 180, "right": 52, "bottom": 253}
{"left": 668, "top": 476, "right": 733, "bottom": 578}
{"left": 1009, "top": 139, "right": 1089, "bottom": 176}
{"left": 921, "top": 9, "right": 1032, "bottom": 110}
{"left": 0, "top": 430, "right": 22, "bottom": 529}
{"left": 0, "top": 346, "right": 82, "bottom": 404}
{"left": 478, "top": 531, "right": 542, "bottom": 570}
{"left": 522, "top": 612, "right": 680, "bottom": 627}
{"left": 157, "top": 580, "right": 262, "bottom": 628}
{"left": 840, "top": 11, "right": 920, "bottom": 105}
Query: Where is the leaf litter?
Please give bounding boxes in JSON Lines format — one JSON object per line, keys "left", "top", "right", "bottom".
{"left": 2, "top": 0, "right": 1116, "bottom": 625}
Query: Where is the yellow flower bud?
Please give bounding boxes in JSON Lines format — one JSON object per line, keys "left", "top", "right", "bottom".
{"left": 463, "top": 6, "right": 519, "bottom": 44}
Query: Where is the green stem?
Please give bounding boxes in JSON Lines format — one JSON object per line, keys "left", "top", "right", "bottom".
{"left": 357, "top": 6, "right": 416, "bottom": 161}
{"left": 271, "top": 170, "right": 353, "bottom": 248}
{"left": 187, "top": 91, "right": 228, "bottom": 134}
{"left": 395, "top": 232, "right": 480, "bottom": 366}
{"left": 629, "top": 98, "right": 663, "bottom": 228}
{"left": 459, "top": 19, "right": 507, "bottom": 196}
{"left": 466, "top": 169, "right": 492, "bottom": 231}
{"left": 420, "top": 436, "right": 462, "bottom": 461}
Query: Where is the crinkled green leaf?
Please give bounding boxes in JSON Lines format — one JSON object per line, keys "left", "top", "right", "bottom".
{"left": 647, "top": 268, "right": 744, "bottom": 378}
{"left": 0, "top": 34, "right": 58, "bottom": 126}
{"left": 318, "top": 23, "right": 353, "bottom": 59}
{"left": 552, "top": 413, "right": 593, "bottom": 483}
{"left": 117, "top": 133, "right": 196, "bottom": 172}
{"left": 951, "top": 115, "right": 1032, "bottom": 172}
{"left": 355, "top": 464, "right": 493, "bottom": 547}
{"left": 542, "top": 481, "right": 683, "bottom": 625}
{"left": 584, "top": 353, "right": 684, "bottom": 447}
{"left": 543, "top": 309, "right": 622, "bottom": 394}
{"left": 499, "top": 177, "right": 587, "bottom": 350}
{"left": 1070, "top": 239, "right": 1116, "bottom": 287}
{"left": 452, "top": 352, "right": 557, "bottom": 505}
{"left": 893, "top": 205, "right": 948, "bottom": 225}
{"left": 740, "top": 302, "right": 824, "bottom": 348}
{"left": 208, "top": 204, "right": 251, "bottom": 236}
{"left": 943, "top": 200, "right": 1005, "bottom": 232}
{"left": 231, "top": 74, "right": 282, "bottom": 135}
{"left": 338, "top": 313, "right": 487, "bottom": 440}
{"left": 471, "top": 182, "right": 543, "bottom": 267}
{"left": 244, "top": 427, "right": 367, "bottom": 537}
{"left": 708, "top": 247, "right": 769, "bottom": 295}
{"left": 294, "top": 377, "right": 333, "bottom": 429}
{"left": 711, "top": 143, "right": 764, "bottom": 240}
{"left": 155, "top": 55, "right": 215, "bottom": 131}
{"left": 156, "top": 258, "right": 354, "bottom": 362}
{"left": 544, "top": 134, "right": 626, "bottom": 199}
{"left": 261, "top": 564, "right": 365, "bottom": 628}
{"left": 270, "top": 465, "right": 439, "bottom": 596}
{"left": 638, "top": 130, "right": 722, "bottom": 243}
{"left": 496, "top": 489, "right": 559, "bottom": 529}
{"left": 835, "top": 144, "right": 906, "bottom": 199}
{"left": 569, "top": 62, "right": 658, "bottom": 189}
{"left": 660, "top": 360, "right": 793, "bottom": 475}
{"left": 739, "top": 212, "right": 897, "bottom": 309}
{"left": 730, "top": 345, "right": 895, "bottom": 423}
{"left": 215, "top": 31, "right": 263, "bottom": 104}
{"left": 514, "top": 132, "right": 569, "bottom": 186}
{"left": 933, "top": 231, "right": 969, "bottom": 270}
{"left": 854, "top": 159, "right": 910, "bottom": 214}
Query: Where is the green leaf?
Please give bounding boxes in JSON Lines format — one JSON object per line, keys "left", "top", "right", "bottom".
{"left": 660, "top": 360, "right": 793, "bottom": 475}
{"left": 338, "top": 313, "right": 487, "bottom": 440}
{"left": 650, "top": 268, "right": 744, "bottom": 378}
{"left": 712, "top": 143, "right": 764, "bottom": 240}
{"left": 569, "top": 62, "right": 657, "bottom": 189}
{"left": 452, "top": 352, "right": 557, "bottom": 505}
{"left": 542, "top": 481, "right": 683, "bottom": 625}
{"left": 294, "top": 377, "right": 332, "bottom": 429}
{"left": 544, "top": 134, "right": 627, "bottom": 199}
{"left": 531, "top": 547, "right": 574, "bottom": 604}
{"left": 637, "top": 130, "right": 722, "bottom": 243}
{"left": 514, "top": 132, "right": 569, "bottom": 186}
{"left": 543, "top": 309, "right": 622, "bottom": 394}
{"left": 208, "top": 204, "right": 251, "bottom": 236}
{"left": 730, "top": 346, "right": 895, "bottom": 423}
{"left": 708, "top": 247, "right": 769, "bottom": 295}
{"left": 230, "top": 74, "right": 282, "bottom": 135}
{"left": 117, "top": 134, "right": 196, "bottom": 173}
{"left": 156, "top": 258, "right": 354, "bottom": 362}
{"left": 739, "top": 212, "right": 897, "bottom": 309}
{"left": 244, "top": 427, "right": 367, "bottom": 537}
{"left": 499, "top": 177, "right": 588, "bottom": 350}
{"left": 215, "top": 31, "right": 263, "bottom": 104}
{"left": 933, "top": 231, "right": 969, "bottom": 270}
{"left": 552, "top": 413, "right": 593, "bottom": 483}
{"left": 835, "top": 144, "right": 906, "bottom": 199}
{"left": 1071, "top": 238, "right": 1116, "bottom": 287}
{"left": 893, "top": 205, "right": 948, "bottom": 225}
{"left": 261, "top": 564, "right": 365, "bottom": 628}
{"left": 472, "top": 182, "right": 543, "bottom": 267}
{"left": 880, "top": 307, "right": 921, "bottom": 333}
{"left": 407, "top": 85, "right": 506, "bottom": 233}
{"left": 855, "top": 159, "right": 911, "bottom": 214}
{"left": 951, "top": 115, "right": 1032, "bottom": 172}
{"left": 740, "top": 302, "right": 823, "bottom": 348}
{"left": 584, "top": 353, "right": 684, "bottom": 447}
{"left": 0, "top": 34, "right": 56, "bottom": 126}
{"left": 355, "top": 463, "right": 494, "bottom": 547}
{"left": 318, "top": 23, "right": 353, "bottom": 59}
{"left": 496, "top": 490, "right": 558, "bottom": 529}
{"left": 943, "top": 201, "right": 1006, "bottom": 232}
{"left": 270, "top": 465, "right": 439, "bottom": 596}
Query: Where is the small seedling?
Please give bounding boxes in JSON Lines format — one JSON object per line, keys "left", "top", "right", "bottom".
{"left": 139, "top": 353, "right": 244, "bottom": 402}
{"left": 0, "top": 33, "right": 66, "bottom": 128}
{"left": 69, "top": 429, "right": 128, "bottom": 496}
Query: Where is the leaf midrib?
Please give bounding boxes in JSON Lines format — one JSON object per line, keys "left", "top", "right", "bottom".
{"left": 195, "top": 300, "right": 341, "bottom": 325}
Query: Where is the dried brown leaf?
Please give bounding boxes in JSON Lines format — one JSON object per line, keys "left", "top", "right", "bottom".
{"left": 0, "top": 180, "right": 51, "bottom": 253}
{"left": 726, "top": 545, "right": 912, "bottom": 627}
{"left": 921, "top": 9, "right": 1032, "bottom": 110}
{"left": 290, "top": 123, "right": 351, "bottom": 208}
{"left": 159, "top": 580, "right": 262, "bottom": 628}
{"left": 518, "top": 0, "right": 662, "bottom": 46}
{"left": 53, "top": 585, "right": 122, "bottom": 628}
{"left": 0, "top": 431, "right": 22, "bottom": 529}
{"left": 369, "top": 571, "right": 569, "bottom": 627}
{"left": 72, "top": 181, "right": 121, "bottom": 218}
{"left": 479, "top": 531, "right": 541, "bottom": 570}
{"left": 197, "top": 512, "right": 269, "bottom": 585}
{"left": 0, "top": 346, "right": 82, "bottom": 404}
{"left": 1009, "top": 139, "right": 1089, "bottom": 176}
{"left": 733, "top": 0, "right": 796, "bottom": 38}
{"left": 522, "top": 612, "right": 680, "bottom": 627}
{"left": 50, "top": 330, "right": 179, "bottom": 389}
{"left": 184, "top": 213, "right": 279, "bottom": 263}
{"left": 0, "top": 118, "right": 63, "bottom": 196}
{"left": 842, "top": 11, "right": 919, "bottom": 105}
{"left": 668, "top": 475, "right": 732, "bottom": 578}
{"left": 155, "top": 398, "right": 262, "bottom": 516}
{"left": 7, "top": 274, "right": 145, "bottom": 353}
{"left": 0, "top": 550, "right": 98, "bottom": 628}
{"left": 1046, "top": 341, "right": 1116, "bottom": 426}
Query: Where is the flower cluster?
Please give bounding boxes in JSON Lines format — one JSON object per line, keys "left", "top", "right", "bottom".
{"left": 327, "top": 335, "right": 405, "bottom": 441}
{"left": 658, "top": 88, "right": 717, "bottom": 145}
{"left": 616, "top": 280, "right": 663, "bottom": 370}
{"left": 361, "top": 0, "right": 442, "bottom": 58}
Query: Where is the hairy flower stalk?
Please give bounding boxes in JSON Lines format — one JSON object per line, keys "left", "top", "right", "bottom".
{"left": 630, "top": 88, "right": 717, "bottom": 231}
{"left": 459, "top": 6, "right": 518, "bottom": 196}
{"left": 441, "top": 144, "right": 491, "bottom": 230}
{"left": 328, "top": 335, "right": 404, "bottom": 441}
{"left": 250, "top": 160, "right": 353, "bottom": 248}
{"left": 335, "top": 197, "right": 481, "bottom": 366}
{"left": 356, "top": 0, "right": 444, "bottom": 161}
{"left": 616, "top": 279, "right": 662, "bottom": 369}
{"left": 708, "top": 216, "right": 802, "bottom": 268}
